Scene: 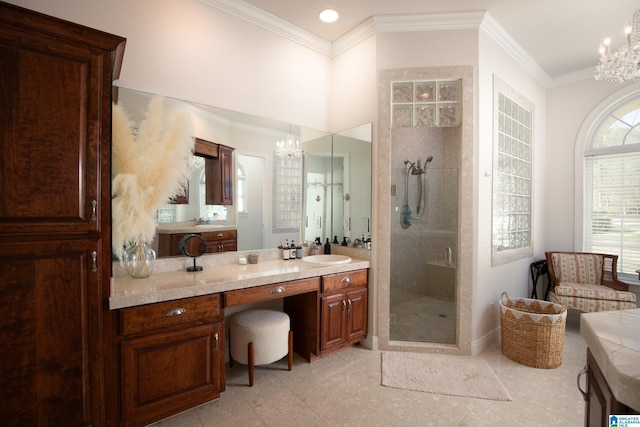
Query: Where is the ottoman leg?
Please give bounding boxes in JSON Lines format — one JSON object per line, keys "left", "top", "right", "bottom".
{"left": 248, "top": 341, "right": 255, "bottom": 387}
{"left": 288, "top": 330, "right": 293, "bottom": 371}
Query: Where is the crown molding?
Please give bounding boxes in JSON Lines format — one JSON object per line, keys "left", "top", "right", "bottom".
{"left": 373, "top": 10, "right": 486, "bottom": 33}
{"left": 479, "top": 12, "right": 551, "bottom": 87}
{"left": 198, "top": 0, "right": 332, "bottom": 56}
{"left": 332, "top": 17, "right": 376, "bottom": 57}
{"left": 547, "top": 67, "right": 597, "bottom": 88}
{"left": 198, "top": 0, "right": 585, "bottom": 89}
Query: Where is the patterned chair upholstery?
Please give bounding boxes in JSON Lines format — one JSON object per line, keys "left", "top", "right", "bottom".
{"left": 545, "top": 251, "right": 636, "bottom": 312}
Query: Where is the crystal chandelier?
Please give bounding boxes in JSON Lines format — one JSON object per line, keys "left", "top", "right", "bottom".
{"left": 595, "top": 10, "right": 640, "bottom": 84}
{"left": 275, "top": 131, "right": 301, "bottom": 158}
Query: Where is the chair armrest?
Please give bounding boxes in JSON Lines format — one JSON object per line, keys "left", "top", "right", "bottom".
{"left": 602, "top": 254, "right": 630, "bottom": 291}
{"left": 544, "top": 251, "right": 561, "bottom": 290}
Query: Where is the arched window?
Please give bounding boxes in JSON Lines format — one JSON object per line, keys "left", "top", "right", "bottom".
{"left": 582, "top": 92, "right": 640, "bottom": 280}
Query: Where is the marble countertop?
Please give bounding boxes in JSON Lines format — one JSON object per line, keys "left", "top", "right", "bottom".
{"left": 156, "top": 221, "right": 237, "bottom": 234}
{"left": 109, "top": 250, "right": 370, "bottom": 310}
{"left": 580, "top": 309, "right": 640, "bottom": 411}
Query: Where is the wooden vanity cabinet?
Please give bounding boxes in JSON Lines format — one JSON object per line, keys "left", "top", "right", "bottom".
{"left": 584, "top": 349, "right": 639, "bottom": 426}
{"left": 0, "top": 3, "right": 125, "bottom": 426}
{"left": 117, "top": 294, "right": 225, "bottom": 427}
{"left": 158, "top": 230, "right": 237, "bottom": 256}
{"left": 318, "top": 270, "right": 368, "bottom": 357}
{"left": 203, "top": 229, "right": 238, "bottom": 253}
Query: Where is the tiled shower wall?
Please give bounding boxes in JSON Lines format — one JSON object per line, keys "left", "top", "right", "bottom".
{"left": 390, "top": 126, "right": 460, "bottom": 303}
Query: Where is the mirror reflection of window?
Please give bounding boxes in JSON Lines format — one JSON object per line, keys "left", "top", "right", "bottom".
{"left": 237, "top": 164, "right": 247, "bottom": 213}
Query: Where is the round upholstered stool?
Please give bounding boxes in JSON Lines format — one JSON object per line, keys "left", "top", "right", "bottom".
{"left": 229, "top": 309, "right": 293, "bottom": 386}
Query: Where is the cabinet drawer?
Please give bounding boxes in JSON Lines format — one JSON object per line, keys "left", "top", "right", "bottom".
{"left": 224, "top": 277, "right": 320, "bottom": 307}
{"left": 120, "top": 294, "right": 221, "bottom": 335}
{"left": 201, "top": 230, "right": 237, "bottom": 242}
{"left": 322, "top": 269, "right": 368, "bottom": 294}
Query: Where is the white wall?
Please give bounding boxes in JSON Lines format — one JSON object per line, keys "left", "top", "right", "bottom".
{"left": 9, "top": 0, "right": 332, "bottom": 131}
{"left": 331, "top": 34, "right": 377, "bottom": 133}
{"left": 473, "top": 28, "right": 548, "bottom": 350}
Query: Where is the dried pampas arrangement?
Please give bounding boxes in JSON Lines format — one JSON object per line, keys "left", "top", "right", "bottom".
{"left": 112, "top": 96, "right": 194, "bottom": 259}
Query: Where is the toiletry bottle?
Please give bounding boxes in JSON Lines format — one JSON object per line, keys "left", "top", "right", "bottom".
{"left": 341, "top": 237, "right": 348, "bottom": 246}
{"left": 296, "top": 240, "right": 302, "bottom": 259}
{"left": 283, "top": 239, "right": 289, "bottom": 260}
{"left": 324, "top": 238, "right": 331, "bottom": 254}
{"left": 290, "top": 238, "right": 296, "bottom": 259}
{"left": 333, "top": 235, "right": 339, "bottom": 244}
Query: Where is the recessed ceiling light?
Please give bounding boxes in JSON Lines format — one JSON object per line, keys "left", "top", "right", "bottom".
{"left": 319, "top": 9, "right": 339, "bottom": 23}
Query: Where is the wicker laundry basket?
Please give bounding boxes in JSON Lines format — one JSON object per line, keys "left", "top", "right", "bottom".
{"left": 500, "top": 292, "right": 567, "bottom": 369}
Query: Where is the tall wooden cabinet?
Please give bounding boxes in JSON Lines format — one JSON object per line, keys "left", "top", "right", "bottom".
{"left": 0, "top": 3, "right": 125, "bottom": 426}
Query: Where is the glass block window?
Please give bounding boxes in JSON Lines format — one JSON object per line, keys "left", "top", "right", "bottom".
{"left": 272, "top": 155, "right": 302, "bottom": 233}
{"left": 492, "top": 77, "right": 534, "bottom": 265}
{"left": 391, "top": 80, "right": 460, "bottom": 127}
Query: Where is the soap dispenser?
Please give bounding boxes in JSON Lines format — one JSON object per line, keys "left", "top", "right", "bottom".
{"left": 324, "top": 238, "right": 331, "bottom": 254}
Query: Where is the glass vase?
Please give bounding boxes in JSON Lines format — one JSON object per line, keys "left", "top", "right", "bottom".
{"left": 123, "top": 238, "right": 157, "bottom": 278}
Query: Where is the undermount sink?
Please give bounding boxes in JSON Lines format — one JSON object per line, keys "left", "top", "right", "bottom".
{"left": 302, "top": 255, "right": 352, "bottom": 265}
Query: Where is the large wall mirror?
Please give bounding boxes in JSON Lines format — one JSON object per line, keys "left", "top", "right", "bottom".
{"left": 116, "top": 88, "right": 371, "bottom": 256}
{"left": 303, "top": 124, "right": 372, "bottom": 245}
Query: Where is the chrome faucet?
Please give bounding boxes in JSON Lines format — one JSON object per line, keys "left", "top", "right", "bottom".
{"left": 310, "top": 242, "right": 322, "bottom": 255}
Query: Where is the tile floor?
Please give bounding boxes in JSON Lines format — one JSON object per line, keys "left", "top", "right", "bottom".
{"left": 390, "top": 294, "right": 456, "bottom": 343}
{"left": 150, "top": 311, "right": 587, "bottom": 427}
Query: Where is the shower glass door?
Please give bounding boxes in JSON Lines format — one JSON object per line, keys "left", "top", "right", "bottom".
{"left": 389, "top": 163, "right": 458, "bottom": 344}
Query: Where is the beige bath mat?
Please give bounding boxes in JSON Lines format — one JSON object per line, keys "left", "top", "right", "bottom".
{"left": 381, "top": 351, "right": 512, "bottom": 401}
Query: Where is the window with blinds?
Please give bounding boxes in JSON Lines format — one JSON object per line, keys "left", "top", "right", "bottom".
{"left": 584, "top": 97, "right": 640, "bottom": 279}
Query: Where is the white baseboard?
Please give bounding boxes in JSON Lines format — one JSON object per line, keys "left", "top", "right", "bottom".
{"left": 471, "top": 326, "right": 500, "bottom": 356}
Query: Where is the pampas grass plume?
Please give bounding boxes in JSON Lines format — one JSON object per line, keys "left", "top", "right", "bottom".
{"left": 112, "top": 97, "right": 194, "bottom": 259}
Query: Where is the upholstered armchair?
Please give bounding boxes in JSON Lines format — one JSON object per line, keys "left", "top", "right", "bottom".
{"left": 545, "top": 251, "right": 637, "bottom": 312}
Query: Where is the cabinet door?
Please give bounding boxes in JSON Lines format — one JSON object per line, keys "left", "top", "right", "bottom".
{"left": 121, "top": 323, "right": 224, "bottom": 427}
{"left": 0, "top": 9, "right": 121, "bottom": 237}
{"left": 0, "top": 239, "right": 103, "bottom": 427}
{"left": 217, "top": 145, "right": 234, "bottom": 205}
{"left": 585, "top": 349, "right": 638, "bottom": 426}
{"left": 320, "top": 293, "right": 347, "bottom": 352}
{"left": 346, "top": 288, "right": 367, "bottom": 342}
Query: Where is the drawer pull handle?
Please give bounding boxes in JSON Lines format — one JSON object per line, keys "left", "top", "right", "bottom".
{"left": 347, "top": 299, "right": 352, "bottom": 311}
{"left": 214, "top": 332, "right": 219, "bottom": 350}
{"left": 341, "top": 277, "right": 352, "bottom": 283}
{"left": 270, "top": 286, "right": 285, "bottom": 294}
{"left": 162, "top": 307, "right": 186, "bottom": 317}
{"left": 90, "top": 200, "right": 97, "bottom": 222}
{"left": 577, "top": 366, "right": 588, "bottom": 401}
{"left": 91, "top": 251, "right": 98, "bottom": 272}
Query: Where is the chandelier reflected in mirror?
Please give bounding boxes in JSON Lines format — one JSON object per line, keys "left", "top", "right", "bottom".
{"left": 595, "top": 10, "right": 640, "bottom": 84}
{"left": 275, "top": 129, "right": 301, "bottom": 158}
